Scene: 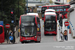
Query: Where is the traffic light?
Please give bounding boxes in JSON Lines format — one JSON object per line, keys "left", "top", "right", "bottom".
{"left": 11, "top": 10, "right": 14, "bottom": 20}
{"left": 59, "top": 17, "right": 62, "bottom": 26}
{"left": 11, "top": 8, "right": 14, "bottom": 20}
{"left": 11, "top": 8, "right": 15, "bottom": 23}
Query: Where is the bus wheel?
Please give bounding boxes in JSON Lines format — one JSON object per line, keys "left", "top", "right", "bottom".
{"left": 21, "top": 42, "right": 24, "bottom": 44}
{"left": 35, "top": 41, "right": 40, "bottom": 43}
{"left": 44, "top": 34, "right": 47, "bottom": 36}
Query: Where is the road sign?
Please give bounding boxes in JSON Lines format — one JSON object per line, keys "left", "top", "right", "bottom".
{"left": 9, "top": 36, "right": 13, "bottom": 40}
{"left": 5, "top": 24, "right": 10, "bottom": 28}
{"left": 64, "top": 21, "right": 69, "bottom": 26}
{"left": 0, "top": 21, "right": 3, "bottom": 26}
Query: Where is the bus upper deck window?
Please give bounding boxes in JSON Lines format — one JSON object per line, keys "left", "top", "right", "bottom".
{"left": 0, "top": 27, "right": 3, "bottom": 34}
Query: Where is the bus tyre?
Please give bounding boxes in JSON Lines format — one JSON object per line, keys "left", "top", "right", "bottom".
{"left": 44, "top": 34, "right": 46, "bottom": 36}
{"left": 21, "top": 42, "right": 24, "bottom": 44}
{"left": 35, "top": 41, "right": 40, "bottom": 43}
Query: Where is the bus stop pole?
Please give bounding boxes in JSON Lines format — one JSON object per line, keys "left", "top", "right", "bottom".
{"left": 7, "top": 29, "right": 8, "bottom": 43}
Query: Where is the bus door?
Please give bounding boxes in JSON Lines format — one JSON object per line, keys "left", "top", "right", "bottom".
{"left": 36, "top": 17, "right": 41, "bottom": 41}
{"left": 0, "top": 25, "right": 5, "bottom": 43}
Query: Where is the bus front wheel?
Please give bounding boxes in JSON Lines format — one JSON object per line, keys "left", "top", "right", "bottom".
{"left": 44, "top": 34, "right": 47, "bottom": 36}
{"left": 21, "top": 42, "right": 24, "bottom": 44}
{"left": 35, "top": 41, "right": 40, "bottom": 43}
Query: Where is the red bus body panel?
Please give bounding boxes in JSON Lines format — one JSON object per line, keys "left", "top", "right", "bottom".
{"left": 44, "top": 31, "right": 57, "bottom": 34}
{"left": 20, "top": 36, "right": 37, "bottom": 42}
{"left": 20, "top": 32, "right": 41, "bottom": 42}
{"left": 0, "top": 25, "right": 5, "bottom": 43}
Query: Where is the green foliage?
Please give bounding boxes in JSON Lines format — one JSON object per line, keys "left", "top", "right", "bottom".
{"left": 0, "top": 0, "right": 26, "bottom": 26}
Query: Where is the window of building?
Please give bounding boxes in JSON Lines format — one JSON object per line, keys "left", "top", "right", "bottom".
{"left": 56, "top": 0, "right": 60, "bottom": 1}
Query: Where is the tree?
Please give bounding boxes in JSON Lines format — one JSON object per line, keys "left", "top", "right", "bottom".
{"left": 0, "top": 0, "right": 26, "bottom": 26}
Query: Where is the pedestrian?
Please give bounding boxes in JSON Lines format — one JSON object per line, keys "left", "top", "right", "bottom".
{"left": 60, "top": 32, "right": 64, "bottom": 40}
{"left": 6, "top": 30, "right": 11, "bottom": 43}
{"left": 64, "top": 30, "right": 68, "bottom": 41}
{"left": 9, "top": 31, "right": 14, "bottom": 43}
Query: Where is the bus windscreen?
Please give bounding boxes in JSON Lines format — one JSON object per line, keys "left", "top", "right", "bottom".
{"left": 21, "top": 15, "right": 36, "bottom": 37}
{"left": 21, "top": 26, "right": 36, "bottom": 37}
{"left": 45, "top": 15, "right": 56, "bottom": 31}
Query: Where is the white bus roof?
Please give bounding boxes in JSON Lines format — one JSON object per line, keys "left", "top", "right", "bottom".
{"left": 27, "top": 13, "right": 38, "bottom": 16}
{"left": 45, "top": 9, "right": 55, "bottom": 12}
{"left": 45, "top": 12, "right": 56, "bottom": 15}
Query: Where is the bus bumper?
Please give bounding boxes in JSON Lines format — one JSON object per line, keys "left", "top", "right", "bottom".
{"left": 20, "top": 36, "right": 37, "bottom": 42}
{"left": 44, "top": 31, "right": 57, "bottom": 35}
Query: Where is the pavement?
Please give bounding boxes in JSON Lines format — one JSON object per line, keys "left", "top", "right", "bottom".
{"left": 1, "top": 37, "right": 20, "bottom": 44}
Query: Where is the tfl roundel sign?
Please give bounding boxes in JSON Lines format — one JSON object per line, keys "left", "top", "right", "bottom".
{"left": 64, "top": 22, "right": 69, "bottom": 26}
{"left": 5, "top": 24, "right": 10, "bottom": 28}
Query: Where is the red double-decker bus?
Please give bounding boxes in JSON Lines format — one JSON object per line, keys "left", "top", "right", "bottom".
{"left": 0, "top": 25, "right": 5, "bottom": 43}
{"left": 19, "top": 13, "right": 41, "bottom": 43}
{"left": 44, "top": 11, "right": 57, "bottom": 35}
{"left": 41, "top": 4, "right": 70, "bottom": 20}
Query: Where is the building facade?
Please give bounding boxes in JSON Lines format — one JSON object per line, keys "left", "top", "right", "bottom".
{"left": 55, "top": 0, "right": 71, "bottom": 4}
{"left": 28, "top": 0, "right": 71, "bottom": 7}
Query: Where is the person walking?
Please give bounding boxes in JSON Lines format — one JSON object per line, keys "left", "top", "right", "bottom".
{"left": 60, "top": 32, "right": 64, "bottom": 41}
{"left": 64, "top": 30, "right": 68, "bottom": 41}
